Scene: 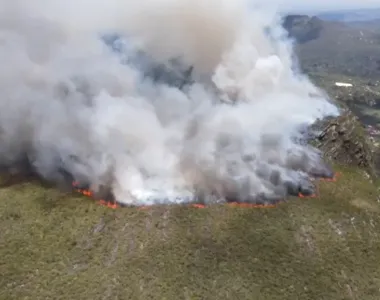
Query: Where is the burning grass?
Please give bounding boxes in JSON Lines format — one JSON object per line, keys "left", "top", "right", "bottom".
{"left": 1, "top": 165, "right": 380, "bottom": 299}
{"left": 72, "top": 172, "right": 341, "bottom": 210}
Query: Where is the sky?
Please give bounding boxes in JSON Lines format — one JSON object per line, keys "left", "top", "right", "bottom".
{"left": 274, "top": 0, "right": 380, "bottom": 13}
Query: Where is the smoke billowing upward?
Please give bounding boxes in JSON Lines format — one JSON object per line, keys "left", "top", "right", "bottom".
{"left": 0, "top": 0, "right": 339, "bottom": 206}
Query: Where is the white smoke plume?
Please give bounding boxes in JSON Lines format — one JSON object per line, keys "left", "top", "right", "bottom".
{"left": 0, "top": 0, "right": 339, "bottom": 206}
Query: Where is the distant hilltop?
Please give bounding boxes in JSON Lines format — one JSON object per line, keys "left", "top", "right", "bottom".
{"left": 316, "top": 8, "right": 380, "bottom": 22}
{"left": 281, "top": 13, "right": 380, "bottom": 79}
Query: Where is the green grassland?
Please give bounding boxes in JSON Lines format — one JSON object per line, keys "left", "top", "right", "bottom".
{"left": 2, "top": 13, "right": 380, "bottom": 300}
{"left": 1, "top": 165, "right": 380, "bottom": 300}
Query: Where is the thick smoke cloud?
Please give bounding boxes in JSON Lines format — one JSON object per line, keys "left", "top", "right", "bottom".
{"left": 0, "top": 0, "right": 339, "bottom": 205}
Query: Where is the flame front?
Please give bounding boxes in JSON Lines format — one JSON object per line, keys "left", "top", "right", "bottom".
{"left": 71, "top": 172, "right": 341, "bottom": 209}
{"left": 72, "top": 182, "right": 119, "bottom": 209}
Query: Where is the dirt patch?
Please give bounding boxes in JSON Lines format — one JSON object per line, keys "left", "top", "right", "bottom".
{"left": 351, "top": 198, "right": 380, "bottom": 212}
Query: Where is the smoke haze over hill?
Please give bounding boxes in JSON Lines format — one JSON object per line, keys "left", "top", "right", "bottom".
{"left": 0, "top": 0, "right": 338, "bottom": 206}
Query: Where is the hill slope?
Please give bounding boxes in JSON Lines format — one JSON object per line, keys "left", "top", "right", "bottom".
{"left": 1, "top": 81, "right": 380, "bottom": 299}
{"left": 317, "top": 8, "right": 380, "bottom": 22}
{"left": 1, "top": 163, "right": 380, "bottom": 300}
{"left": 2, "top": 109, "right": 380, "bottom": 300}
{"left": 2, "top": 14, "right": 380, "bottom": 300}
{"left": 283, "top": 15, "right": 380, "bottom": 79}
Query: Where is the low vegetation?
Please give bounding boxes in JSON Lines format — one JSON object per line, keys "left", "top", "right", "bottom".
{"left": 1, "top": 163, "right": 380, "bottom": 299}
{"left": 284, "top": 14, "right": 380, "bottom": 79}
{"left": 1, "top": 12, "right": 380, "bottom": 300}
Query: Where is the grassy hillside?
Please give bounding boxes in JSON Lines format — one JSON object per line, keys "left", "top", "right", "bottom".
{"left": 1, "top": 164, "right": 380, "bottom": 300}
{"left": 307, "top": 71, "right": 380, "bottom": 130}
{"left": 2, "top": 15, "right": 380, "bottom": 300}
{"left": 286, "top": 15, "right": 380, "bottom": 131}
{"left": 284, "top": 15, "right": 380, "bottom": 79}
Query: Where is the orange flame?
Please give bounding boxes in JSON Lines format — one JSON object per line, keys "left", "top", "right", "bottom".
{"left": 72, "top": 172, "right": 341, "bottom": 209}
{"left": 72, "top": 182, "right": 119, "bottom": 209}
{"left": 320, "top": 172, "right": 341, "bottom": 182}
{"left": 191, "top": 203, "right": 206, "bottom": 209}
{"left": 298, "top": 193, "right": 317, "bottom": 198}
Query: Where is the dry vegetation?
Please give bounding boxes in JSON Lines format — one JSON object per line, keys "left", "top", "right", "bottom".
{"left": 1, "top": 164, "right": 380, "bottom": 300}
{"left": 284, "top": 15, "right": 380, "bottom": 79}
{"left": 1, "top": 14, "right": 380, "bottom": 300}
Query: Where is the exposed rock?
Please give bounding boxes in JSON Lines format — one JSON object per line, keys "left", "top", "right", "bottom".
{"left": 314, "top": 111, "right": 376, "bottom": 177}
{"left": 282, "top": 15, "right": 324, "bottom": 44}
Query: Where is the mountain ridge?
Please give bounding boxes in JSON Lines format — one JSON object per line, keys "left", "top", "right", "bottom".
{"left": 283, "top": 14, "right": 380, "bottom": 79}
{"left": 317, "top": 8, "right": 380, "bottom": 22}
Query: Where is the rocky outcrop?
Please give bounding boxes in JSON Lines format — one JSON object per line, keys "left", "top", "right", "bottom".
{"left": 314, "top": 111, "right": 376, "bottom": 177}
{"left": 282, "top": 15, "right": 324, "bottom": 44}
